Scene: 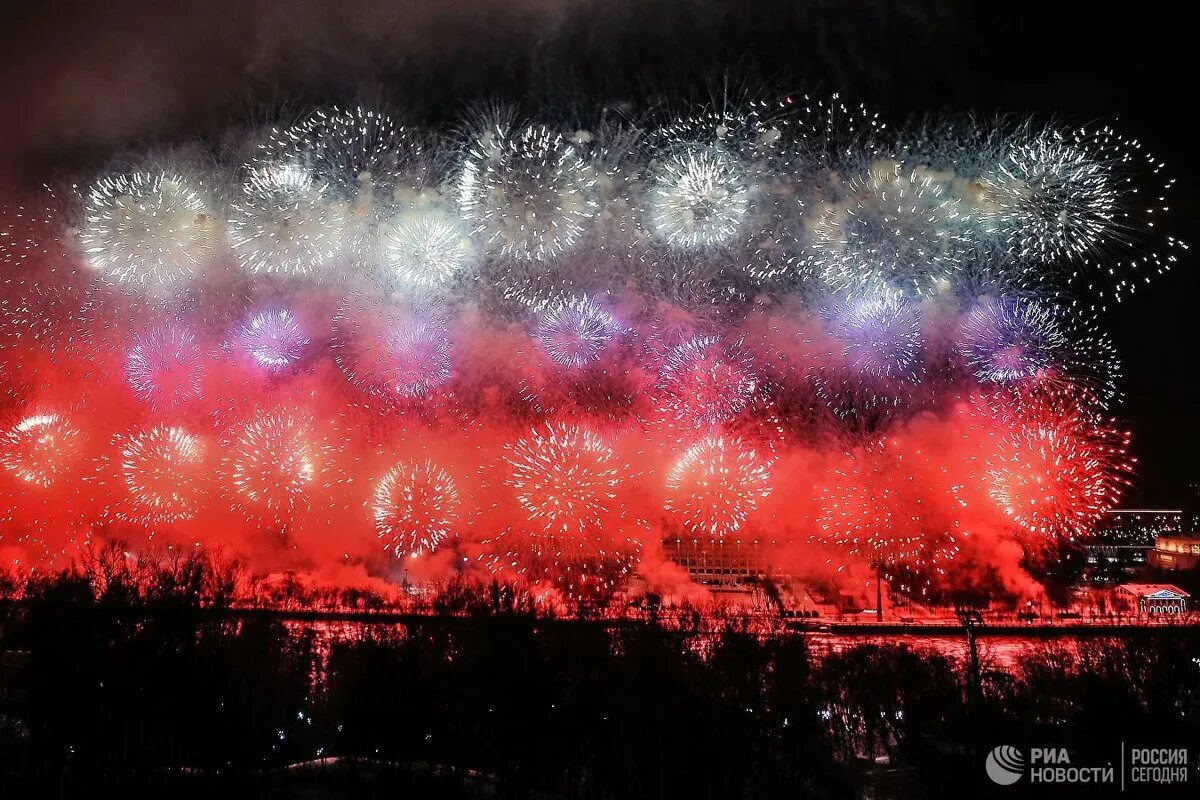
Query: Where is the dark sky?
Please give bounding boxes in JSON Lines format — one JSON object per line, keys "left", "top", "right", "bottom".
{"left": 0, "top": 0, "right": 1194, "bottom": 505}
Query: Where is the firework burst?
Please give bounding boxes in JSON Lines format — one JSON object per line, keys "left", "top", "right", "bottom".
{"left": 665, "top": 435, "right": 772, "bottom": 539}
{"left": 228, "top": 162, "right": 346, "bottom": 278}
{"left": 646, "top": 144, "right": 750, "bottom": 250}
{"left": 115, "top": 425, "right": 206, "bottom": 525}
{"left": 984, "top": 390, "right": 1133, "bottom": 540}
{"left": 380, "top": 206, "right": 475, "bottom": 291}
{"left": 534, "top": 296, "right": 620, "bottom": 369}
{"left": 957, "top": 296, "right": 1119, "bottom": 406}
{"left": 458, "top": 124, "right": 597, "bottom": 262}
{"left": 333, "top": 292, "right": 452, "bottom": 399}
{"left": 810, "top": 162, "right": 965, "bottom": 297}
{"left": 222, "top": 411, "right": 330, "bottom": 524}
{"left": 0, "top": 413, "right": 82, "bottom": 488}
{"left": 79, "top": 171, "right": 214, "bottom": 294}
{"left": 816, "top": 439, "right": 961, "bottom": 569}
{"left": 372, "top": 458, "right": 461, "bottom": 557}
{"left": 124, "top": 322, "right": 205, "bottom": 410}
{"left": 658, "top": 335, "right": 762, "bottom": 427}
{"left": 501, "top": 423, "right": 623, "bottom": 539}
{"left": 978, "top": 130, "right": 1117, "bottom": 264}
{"left": 822, "top": 291, "right": 923, "bottom": 383}
{"left": 233, "top": 308, "right": 309, "bottom": 372}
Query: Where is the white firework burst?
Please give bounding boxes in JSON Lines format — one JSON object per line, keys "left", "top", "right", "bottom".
{"left": 228, "top": 162, "right": 346, "bottom": 278}
{"left": 501, "top": 423, "right": 623, "bottom": 539}
{"left": 646, "top": 144, "right": 750, "bottom": 250}
{"left": 379, "top": 206, "right": 474, "bottom": 291}
{"left": 458, "top": 124, "right": 598, "bottom": 261}
{"left": 977, "top": 131, "right": 1117, "bottom": 263}
{"left": 810, "top": 162, "right": 966, "bottom": 298}
{"left": 79, "top": 171, "right": 214, "bottom": 293}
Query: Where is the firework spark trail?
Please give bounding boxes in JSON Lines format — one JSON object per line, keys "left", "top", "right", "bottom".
{"left": 0, "top": 98, "right": 1182, "bottom": 602}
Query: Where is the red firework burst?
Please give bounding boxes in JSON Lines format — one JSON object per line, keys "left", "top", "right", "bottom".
{"left": 983, "top": 387, "right": 1133, "bottom": 540}
{"left": 665, "top": 435, "right": 772, "bottom": 539}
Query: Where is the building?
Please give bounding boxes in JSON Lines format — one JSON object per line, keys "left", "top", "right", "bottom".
{"left": 661, "top": 536, "right": 784, "bottom": 588}
{"left": 1150, "top": 533, "right": 1200, "bottom": 570}
{"left": 1082, "top": 509, "right": 1184, "bottom": 578}
{"left": 1115, "top": 583, "right": 1190, "bottom": 615}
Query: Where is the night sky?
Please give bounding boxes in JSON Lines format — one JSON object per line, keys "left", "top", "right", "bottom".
{"left": 1, "top": 0, "right": 1194, "bottom": 506}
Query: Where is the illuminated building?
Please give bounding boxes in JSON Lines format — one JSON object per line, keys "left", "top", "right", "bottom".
{"left": 1149, "top": 533, "right": 1200, "bottom": 571}
{"left": 1114, "top": 583, "right": 1190, "bottom": 615}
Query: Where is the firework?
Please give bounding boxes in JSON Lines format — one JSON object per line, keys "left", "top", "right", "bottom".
{"left": 228, "top": 162, "right": 346, "bottom": 278}
{"left": 665, "top": 435, "right": 772, "bottom": 539}
{"left": 534, "top": 296, "right": 620, "bottom": 368}
{"left": 646, "top": 144, "right": 750, "bottom": 250}
{"left": 233, "top": 308, "right": 309, "bottom": 372}
{"left": 984, "top": 390, "right": 1132, "bottom": 540}
{"left": 79, "top": 171, "right": 214, "bottom": 294}
{"left": 822, "top": 291, "right": 923, "bottom": 382}
{"left": 124, "top": 322, "right": 205, "bottom": 409}
{"left": 956, "top": 296, "right": 1119, "bottom": 406}
{"left": 265, "top": 106, "right": 422, "bottom": 200}
{"left": 501, "top": 423, "right": 623, "bottom": 539}
{"left": 116, "top": 425, "right": 205, "bottom": 525}
{"left": 333, "top": 292, "right": 452, "bottom": 399}
{"left": 458, "top": 124, "right": 597, "bottom": 261}
{"left": 810, "top": 162, "right": 965, "bottom": 297}
{"left": 253, "top": 107, "right": 431, "bottom": 255}
{"left": 0, "top": 413, "right": 82, "bottom": 488}
{"left": 977, "top": 130, "right": 1117, "bottom": 263}
{"left": 658, "top": 335, "right": 762, "bottom": 427}
{"left": 372, "top": 458, "right": 461, "bottom": 557}
{"left": 379, "top": 206, "right": 474, "bottom": 291}
{"left": 0, "top": 96, "right": 1183, "bottom": 605}
{"left": 222, "top": 411, "right": 329, "bottom": 523}
{"left": 816, "top": 439, "right": 961, "bottom": 568}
